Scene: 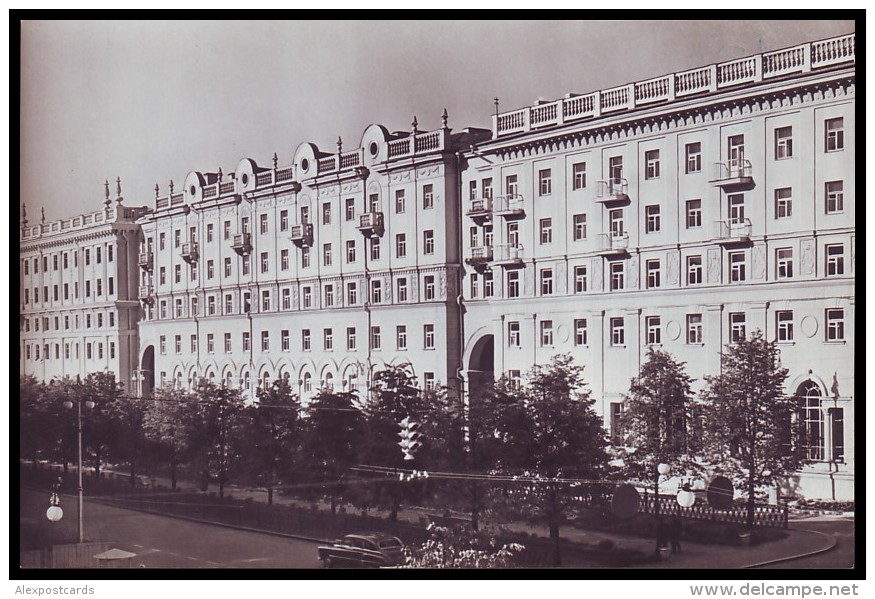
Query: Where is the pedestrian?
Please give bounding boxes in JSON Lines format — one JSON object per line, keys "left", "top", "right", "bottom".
{"left": 670, "top": 516, "right": 682, "bottom": 553}
{"left": 655, "top": 517, "right": 668, "bottom": 554}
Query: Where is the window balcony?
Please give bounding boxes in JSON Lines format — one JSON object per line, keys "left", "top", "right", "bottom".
{"left": 138, "top": 285, "right": 154, "bottom": 305}
{"left": 137, "top": 251, "right": 153, "bottom": 272}
{"left": 597, "top": 232, "right": 630, "bottom": 255}
{"left": 715, "top": 218, "right": 752, "bottom": 245}
{"left": 465, "top": 245, "right": 494, "bottom": 271}
{"left": 357, "top": 212, "right": 385, "bottom": 238}
{"left": 232, "top": 232, "right": 252, "bottom": 256}
{"left": 492, "top": 243, "right": 524, "bottom": 267}
{"left": 466, "top": 198, "right": 493, "bottom": 223}
{"left": 290, "top": 223, "right": 313, "bottom": 247}
{"left": 594, "top": 179, "right": 630, "bottom": 204}
{"left": 710, "top": 160, "right": 754, "bottom": 189}
{"left": 493, "top": 195, "right": 526, "bottom": 219}
{"left": 181, "top": 241, "right": 199, "bottom": 264}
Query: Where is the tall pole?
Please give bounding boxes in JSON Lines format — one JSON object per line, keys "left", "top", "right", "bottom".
{"left": 77, "top": 399, "right": 84, "bottom": 543}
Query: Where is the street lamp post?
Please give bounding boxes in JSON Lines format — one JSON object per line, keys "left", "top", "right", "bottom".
{"left": 63, "top": 392, "right": 94, "bottom": 543}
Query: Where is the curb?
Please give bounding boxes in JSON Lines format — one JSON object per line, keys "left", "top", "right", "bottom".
{"left": 742, "top": 529, "right": 837, "bottom": 569}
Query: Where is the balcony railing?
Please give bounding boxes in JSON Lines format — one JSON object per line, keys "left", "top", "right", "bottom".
{"left": 598, "top": 232, "right": 630, "bottom": 254}
{"left": 492, "top": 244, "right": 524, "bottom": 267}
{"left": 594, "top": 179, "right": 630, "bottom": 204}
{"left": 138, "top": 285, "right": 154, "bottom": 304}
{"left": 716, "top": 218, "right": 752, "bottom": 244}
{"left": 181, "top": 241, "right": 199, "bottom": 263}
{"left": 137, "top": 251, "right": 153, "bottom": 272}
{"left": 466, "top": 198, "right": 493, "bottom": 221}
{"left": 290, "top": 223, "right": 313, "bottom": 247}
{"left": 465, "top": 245, "right": 494, "bottom": 270}
{"left": 493, "top": 195, "right": 525, "bottom": 218}
{"left": 711, "top": 160, "right": 754, "bottom": 187}
{"left": 357, "top": 212, "right": 385, "bottom": 238}
{"left": 492, "top": 33, "right": 855, "bottom": 138}
{"left": 232, "top": 232, "right": 252, "bottom": 255}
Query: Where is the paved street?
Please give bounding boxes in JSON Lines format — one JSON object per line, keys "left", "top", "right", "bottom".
{"left": 751, "top": 518, "right": 855, "bottom": 570}
{"left": 22, "top": 489, "right": 322, "bottom": 569}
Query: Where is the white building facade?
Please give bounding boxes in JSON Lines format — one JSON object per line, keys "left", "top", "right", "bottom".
{"left": 458, "top": 34, "right": 855, "bottom": 499}
{"left": 19, "top": 187, "right": 149, "bottom": 389}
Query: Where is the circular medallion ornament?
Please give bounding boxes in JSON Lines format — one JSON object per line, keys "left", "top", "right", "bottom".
{"left": 801, "top": 315, "right": 819, "bottom": 338}
{"left": 611, "top": 484, "right": 641, "bottom": 520}
{"left": 666, "top": 320, "right": 682, "bottom": 341}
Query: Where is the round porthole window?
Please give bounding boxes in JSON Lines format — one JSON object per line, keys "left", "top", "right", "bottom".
{"left": 369, "top": 142, "right": 379, "bottom": 157}
{"left": 301, "top": 158, "right": 309, "bottom": 172}
{"left": 241, "top": 173, "right": 249, "bottom": 185}
{"left": 190, "top": 185, "right": 196, "bottom": 196}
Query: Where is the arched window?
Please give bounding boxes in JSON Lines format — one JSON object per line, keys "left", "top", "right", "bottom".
{"left": 225, "top": 372, "right": 233, "bottom": 388}
{"left": 303, "top": 372, "right": 312, "bottom": 394}
{"left": 797, "top": 382, "right": 824, "bottom": 461}
{"left": 243, "top": 372, "right": 250, "bottom": 390}
{"left": 324, "top": 371, "right": 334, "bottom": 391}
{"left": 262, "top": 371, "right": 271, "bottom": 391}
{"left": 175, "top": 372, "right": 183, "bottom": 389}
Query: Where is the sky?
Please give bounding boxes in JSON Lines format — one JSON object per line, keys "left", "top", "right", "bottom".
{"left": 20, "top": 19, "right": 856, "bottom": 222}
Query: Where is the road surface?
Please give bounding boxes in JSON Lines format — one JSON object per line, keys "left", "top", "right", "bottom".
{"left": 752, "top": 518, "right": 855, "bottom": 570}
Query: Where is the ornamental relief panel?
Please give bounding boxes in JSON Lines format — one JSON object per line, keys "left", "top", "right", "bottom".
{"left": 592, "top": 257, "right": 603, "bottom": 292}
{"left": 800, "top": 238, "right": 815, "bottom": 275}
{"left": 707, "top": 248, "right": 721, "bottom": 283}
{"left": 389, "top": 170, "right": 413, "bottom": 184}
{"left": 341, "top": 181, "right": 361, "bottom": 194}
{"left": 627, "top": 255, "right": 639, "bottom": 289}
{"left": 752, "top": 245, "right": 766, "bottom": 280}
{"left": 666, "top": 252, "right": 679, "bottom": 286}
{"left": 417, "top": 165, "right": 442, "bottom": 178}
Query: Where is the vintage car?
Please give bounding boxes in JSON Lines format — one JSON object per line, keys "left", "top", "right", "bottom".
{"left": 317, "top": 533, "right": 405, "bottom": 568}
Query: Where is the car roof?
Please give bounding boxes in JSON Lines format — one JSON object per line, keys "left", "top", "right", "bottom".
{"left": 343, "top": 533, "right": 401, "bottom": 542}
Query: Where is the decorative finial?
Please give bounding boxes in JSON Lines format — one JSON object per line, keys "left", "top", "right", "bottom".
{"left": 272, "top": 152, "right": 278, "bottom": 169}
{"left": 21, "top": 203, "right": 28, "bottom": 226}
{"left": 169, "top": 179, "right": 174, "bottom": 194}
{"left": 218, "top": 167, "right": 223, "bottom": 181}
{"left": 116, "top": 176, "right": 123, "bottom": 204}
{"left": 411, "top": 115, "right": 418, "bottom": 134}
{"left": 104, "top": 180, "right": 110, "bottom": 201}
{"left": 41, "top": 207, "right": 46, "bottom": 223}
{"left": 494, "top": 97, "right": 499, "bottom": 115}
{"left": 337, "top": 136, "right": 343, "bottom": 154}
{"left": 154, "top": 184, "right": 160, "bottom": 199}
{"left": 441, "top": 108, "right": 448, "bottom": 129}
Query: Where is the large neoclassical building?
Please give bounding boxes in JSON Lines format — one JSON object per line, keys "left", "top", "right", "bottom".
{"left": 458, "top": 34, "right": 855, "bottom": 499}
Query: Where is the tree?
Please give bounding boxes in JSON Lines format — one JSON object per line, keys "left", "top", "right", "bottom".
{"left": 187, "top": 380, "right": 246, "bottom": 497}
{"left": 239, "top": 378, "right": 301, "bottom": 504}
{"left": 620, "top": 348, "right": 701, "bottom": 479}
{"left": 80, "top": 372, "right": 127, "bottom": 478}
{"left": 142, "top": 385, "right": 197, "bottom": 490}
{"left": 483, "top": 354, "right": 611, "bottom": 566}
{"left": 299, "top": 389, "right": 363, "bottom": 514}
{"left": 700, "top": 330, "right": 798, "bottom": 527}
{"left": 402, "top": 523, "right": 524, "bottom": 569}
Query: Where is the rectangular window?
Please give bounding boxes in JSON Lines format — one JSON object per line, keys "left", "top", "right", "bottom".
{"left": 324, "top": 328, "right": 333, "bottom": 351}
{"left": 572, "top": 162, "right": 586, "bottom": 190}
{"left": 423, "top": 373, "right": 436, "bottom": 390}
{"left": 482, "top": 178, "right": 493, "bottom": 200}
{"left": 507, "top": 321, "right": 520, "bottom": 347}
{"left": 223, "top": 220, "right": 231, "bottom": 240}
{"left": 730, "top": 252, "right": 746, "bottom": 282}
{"left": 826, "top": 308, "right": 844, "bottom": 341}
{"left": 540, "top": 320, "right": 553, "bottom": 347}
{"left": 206, "top": 260, "right": 215, "bottom": 279}
{"left": 423, "top": 230, "right": 435, "bottom": 255}
{"left": 610, "top": 403, "right": 625, "bottom": 444}
{"left": 645, "top": 149, "right": 660, "bottom": 179}
{"left": 610, "top": 261, "right": 625, "bottom": 291}
{"left": 484, "top": 271, "right": 493, "bottom": 297}
{"left": 396, "top": 325, "right": 407, "bottom": 350}
{"left": 506, "top": 270, "right": 520, "bottom": 298}
{"left": 261, "top": 289, "right": 271, "bottom": 311}
{"left": 685, "top": 142, "right": 702, "bottom": 173}
{"left": 687, "top": 255, "right": 703, "bottom": 285}
{"left": 281, "top": 288, "right": 291, "bottom": 310}
{"left": 687, "top": 313, "right": 703, "bottom": 344}
{"left": 275, "top": 249, "right": 287, "bottom": 271}
{"left": 260, "top": 252, "right": 269, "bottom": 273}
{"left": 728, "top": 194, "right": 745, "bottom": 224}
{"left": 610, "top": 317, "right": 625, "bottom": 346}
{"left": 396, "top": 234, "right": 407, "bottom": 258}
{"left": 345, "top": 198, "right": 355, "bottom": 221}
{"left": 646, "top": 316, "right": 662, "bottom": 345}
{"left": 574, "top": 318, "right": 588, "bottom": 346}
{"left": 775, "top": 126, "right": 793, "bottom": 159}
{"left": 574, "top": 265, "right": 588, "bottom": 293}
{"left": 174, "top": 335, "right": 182, "bottom": 354}
{"left": 825, "top": 181, "right": 844, "bottom": 214}
{"left": 191, "top": 297, "right": 199, "bottom": 316}
{"left": 424, "top": 275, "right": 436, "bottom": 301}
{"left": 302, "top": 329, "right": 311, "bottom": 351}
{"left": 347, "top": 282, "right": 358, "bottom": 305}
{"left": 397, "top": 277, "right": 408, "bottom": 302}
{"left": 346, "top": 239, "right": 356, "bottom": 263}
{"left": 573, "top": 214, "right": 587, "bottom": 240}
{"left": 539, "top": 218, "right": 553, "bottom": 244}
{"left": 259, "top": 213, "right": 268, "bottom": 234}
{"left": 775, "top": 188, "right": 793, "bottom": 219}
{"left": 776, "top": 248, "right": 794, "bottom": 279}
{"left": 776, "top": 310, "right": 794, "bottom": 342}
{"left": 96, "top": 280, "right": 102, "bottom": 296}
{"left": 278, "top": 210, "right": 288, "bottom": 232}
{"left": 730, "top": 312, "right": 746, "bottom": 343}
{"left": 469, "top": 273, "right": 479, "bottom": 298}
{"left": 301, "top": 247, "right": 310, "bottom": 268}
{"left": 225, "top": 332, "right": 233, "bottom": 353}
{"left": 505, "top": 174, "right": 518, "bottom": 196}
{"left": 347, "top": 327, "right": 356, "bottom": 350}
{"left": 176, "top": 298, "right": 184, "bottom": 317}
{"left": 368, "top": 194, "right": 379, "bottom": 213}
{"left": 540, "top": 269, "right": 553, "bottom": 295}
{"left": 686, "top": 199, "right": 702, "bottom": 229}
{"left": 825, "top": 117, "right": 844, "bottom": 152}
{"left": 174, "top": 230, "right": 181, "bottom": 248}
{"left": 323, "top": 243, "right": 332, "bottom": 266}
{"left": 609, "top": 208, "right": 625, "bottom": 238}
{"left": 538, "top": 168, "right": 552, "bottom": 196}
{"left": 324, "top": 284, "right": 334, "bottom": 307}
{"left": 645, "top": 205, "right": 661, "bottom": 233}
{"left": 826, "top": 244, "right": 845, "bottom": 276}
{"left": 371, "top": 279, "right": 382, "bottom": 304}
{"left": 371, "top": 238, "right": 381, "bottom": 261}
{"left": 322, "top": 202, "right": 331, "bottom": 225}
{"left": 242, "top": 332, "right": 250, "bottom": 352}
{"left": 394, "top": 190, "right": 406, "bottom": 213}
{"left": 424, "top": 324, "right": 435, "bottom": 349}
{"left": 302, "top": 286, "right": 312, "bottom": 308}
{"left": 370, "top": 326, "right": 381, "bottom": 350}
{"left": 53, "top": 254, "right": 59, "bottom": 270}
{"left": 469, "top": 180, "right": 478, "bottom": 201}
{"left": 423, "top": 184, "right": 434, "bottom": 209}
{"left": 646, "top": 260, "right": 661, "bottom": 288}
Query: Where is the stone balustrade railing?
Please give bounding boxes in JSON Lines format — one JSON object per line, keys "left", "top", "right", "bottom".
{"left": 493, "top": 33, "right": 855, "bottom": 138}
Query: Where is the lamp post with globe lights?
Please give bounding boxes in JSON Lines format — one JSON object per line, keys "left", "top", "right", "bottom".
{"left": 63, "top": 392, "right": 94, "bottom": 543}
{"left": 654, "top": 462, "right": 671, "bottom": 516}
